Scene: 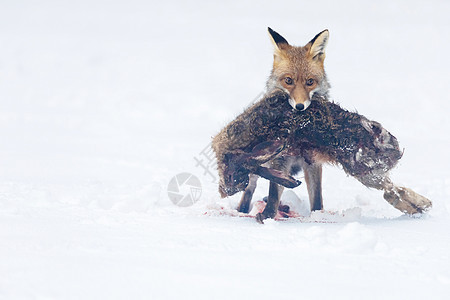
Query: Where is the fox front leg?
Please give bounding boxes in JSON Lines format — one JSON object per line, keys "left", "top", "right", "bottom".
{"left": 256, "top": 181, "right": 284, "bottom": 224}
{"left": 303, "top": 163, "right": 323, "bottom": 211}
{"left": 237, "top": 174, "right": 258, "bottom": 213}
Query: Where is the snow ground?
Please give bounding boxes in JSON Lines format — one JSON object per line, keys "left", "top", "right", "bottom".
{"left": 1, "top": 0, "right": 450, "bottom": 299}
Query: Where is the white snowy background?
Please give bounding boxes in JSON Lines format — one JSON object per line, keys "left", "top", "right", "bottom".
{"left": 1, "top": 0, "right": 450, "bottom": 299}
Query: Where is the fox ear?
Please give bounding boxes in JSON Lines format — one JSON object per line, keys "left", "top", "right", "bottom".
{"left": 268, "top": 27, "right": 289, "bottom": 51}
{"left": 308, "top": 29, "right": 329, "bottom": 61}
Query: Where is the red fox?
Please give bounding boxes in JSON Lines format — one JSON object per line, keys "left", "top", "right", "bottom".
{"left": 214, "top": 28, "right": 431, "bottom": 223}
{"left": 237, "top": 28, "right": 332, "bottom": 222}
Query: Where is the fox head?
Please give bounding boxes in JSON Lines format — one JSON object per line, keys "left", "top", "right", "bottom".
{"left": 266, "top": 28, "right": 330, "bottom": 110}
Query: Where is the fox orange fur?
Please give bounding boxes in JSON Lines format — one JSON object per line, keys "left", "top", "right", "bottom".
{"left": 266, "top": 28, "right": 330, "bottom": 111}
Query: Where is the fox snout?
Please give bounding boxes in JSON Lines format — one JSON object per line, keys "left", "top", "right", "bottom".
{"left": 287, "top": 86, "right": 313, "bottom": 110}
{"left": 295, "top": 102, "right": 309, "bottom": 110}
{"left": 289, "top": 97, "right": 311, "bottom": 111}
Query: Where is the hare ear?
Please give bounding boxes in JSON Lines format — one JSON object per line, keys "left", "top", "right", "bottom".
{"left": 232, "top": 140, "right": 285, "bottom": 168}
{"left": 240, "top": 140, "right": 302, "bottom": 188}
{"left": 308, "top": 29, "right": 329, "bottom": 61}
{"left": 255, "top": 166, "right": 302, "bottom": 188}
{"left": 248, "top": 140, "right": 285, "bottom": 165}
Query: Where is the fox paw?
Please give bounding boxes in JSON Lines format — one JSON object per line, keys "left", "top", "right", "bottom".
{"left": 237, "top": 202, "right": 250, "bottom": 214}
{"left": 255, "top": 210, "right": 277, "bottom": 224}
{"left": 255, "top": 213, "right": 267, "bottom": 224}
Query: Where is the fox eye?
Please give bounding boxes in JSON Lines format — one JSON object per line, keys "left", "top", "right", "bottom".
{"left": 284, "top": 77, "right": 293, "bottom": 85}
{"left": 306, "top": 78, "right": 315, "bottom": 86}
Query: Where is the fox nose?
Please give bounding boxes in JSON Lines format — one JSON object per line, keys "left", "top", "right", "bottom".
{"left": 295, "top": 103, "right": 304, "bottom": 110}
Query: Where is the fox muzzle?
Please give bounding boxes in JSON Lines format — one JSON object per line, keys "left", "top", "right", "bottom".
{"left": 289, "top": 98, "right": 311, "bottom": 111}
